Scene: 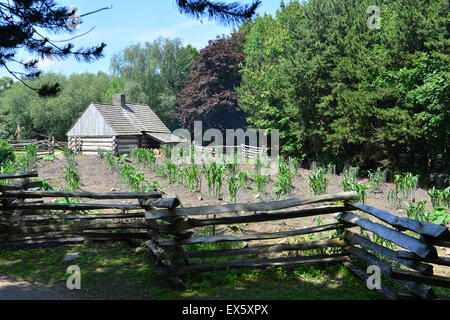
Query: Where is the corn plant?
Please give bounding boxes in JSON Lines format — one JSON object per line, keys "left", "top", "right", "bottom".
{"left": 254, "top": 174, "right": 269, "bottom": 194}
{"left": 405, "top": 200, "right": 428, "bottom": 221}
{"left": 309, "top": 168, "right": 328, "bottom": 195}
{"left": 274, "top": 163, "right": 294, "bottom": 197}
{"left": 130, "top": 147, "right": 156, "bottom": 170}
{"left": 14, "top": 144, "right": 38, "bottom": 171}
{"left": 342, "top": 167, "right": 358, "bottom": 191}
{"left": 227, "top": 176, "right": 241, "bottom": 204}
{"left": 104, "top": 150, "right": 120, "bottom": 172}
{"left": 190, "top": 144, "right": 195, "bottom": 165}
{"left": 237, "top": 170, "right": 251, "bottom": 189}
{"left": 165, "top": 161, "right": 178, "bottom": 183}
{"left": 155, "top": 164, "right": 166, "bottom": 178}
{"left": 394, "top": 172, "right": 418, "bottom": 203}
{"left": 187, "top": 165, "right": 201, "bottom": 192}
{"left": 63, "top": 149, "right": 81, "bottom": 191}
{"left": 368, "top": 168, "right": 387, "bottom": 191}
{"left": 225, "top": 153, "right": 238, "bottom": 176}
{"left": 350, "top": 181, "right": 370, "bottom": 204}
{"left": 288, "top": 157, "right": 300, "bottom": 176}
{"left": 97, "top": 148, "right": 107, "bottom": 159}
{"left": 387, "top": 185, "right": 401, "bottom": 208}
{"left": 427, "top": 187, "right": 450, "bottom": 209}
{"left": 325, "top": 163, "right": 335, "bottom": 175}
{"left": 204, "top": 162, "right": 225, "bottom": 197}
{"left": 119, "top": 163, "right": 153, "bottom": 192}
{"left": 160, "top": 144, "right": 172, "bottom": 159}
{"left": 177, "top": 167, "right": 188, "bottom": 186}
{"left": 254, "top": 155, "right": 262, "bottom": 174}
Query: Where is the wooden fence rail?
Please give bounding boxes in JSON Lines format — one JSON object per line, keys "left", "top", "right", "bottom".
{"left": 193, "top": 144, "right": 269, "bottom": 159}
{"left": 1, "top": 170, "right": 450, "bottom": 299}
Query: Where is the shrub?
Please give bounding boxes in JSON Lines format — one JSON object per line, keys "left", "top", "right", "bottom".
{"left": 0, "top": 140, "right": 15, "bottom": 165}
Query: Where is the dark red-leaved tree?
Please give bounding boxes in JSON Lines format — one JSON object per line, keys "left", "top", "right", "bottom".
{"left": 177, "top": 32, "right": 247, "bottom": 136}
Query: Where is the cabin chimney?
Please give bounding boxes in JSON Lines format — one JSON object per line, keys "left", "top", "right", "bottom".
{"left": 112, "top": 94, "right": 126, "bottom": 107}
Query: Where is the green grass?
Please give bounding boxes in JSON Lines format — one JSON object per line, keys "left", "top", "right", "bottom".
{"left": 0, "top": 241, "right": 379, "bottom": 300}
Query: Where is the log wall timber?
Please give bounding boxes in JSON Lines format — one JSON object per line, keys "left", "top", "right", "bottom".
{"left": 117, "top": 136, "right": 140, "bottom": 155}
{"left": 73, "top": 136, "right": 115, "bottom": 155}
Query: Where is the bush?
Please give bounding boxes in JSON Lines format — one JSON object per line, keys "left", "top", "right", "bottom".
{"left": 0, "top": 140, "right": 15, "bottom": 165}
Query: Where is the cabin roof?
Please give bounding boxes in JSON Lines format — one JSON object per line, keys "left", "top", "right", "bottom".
{"left": 67, "top": 102, "right": 172, "bottom": 136}
{"left": 93, "top": 102, "right": 171, "bottom": 135}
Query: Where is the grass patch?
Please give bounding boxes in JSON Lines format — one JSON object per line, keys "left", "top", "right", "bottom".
{"left": 0, "top": 242, "right": 379, "bottom": 300}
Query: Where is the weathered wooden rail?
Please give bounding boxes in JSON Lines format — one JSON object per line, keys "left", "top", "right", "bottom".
{"left": 7, "top": 139, "right": 56, "bottom": 155}
{"left": 193, "top": 144, "right": 269, "bottom": 159}
{"left": 1, "top": 171, "right": 450, "bottom": 299}
{"left": 144, "top": 190, "right": 450, "bottom": 299}
{"left": 0, "top": 170, "right": 165, "bottom": 247}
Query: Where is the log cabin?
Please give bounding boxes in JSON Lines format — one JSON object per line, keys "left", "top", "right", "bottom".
{"left": 66, "top": 94, "right": 184, "bottom": 155}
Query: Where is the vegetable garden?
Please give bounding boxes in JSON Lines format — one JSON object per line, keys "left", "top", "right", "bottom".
{"left": 0, "top": 141, "right": 449, "bottom": 300}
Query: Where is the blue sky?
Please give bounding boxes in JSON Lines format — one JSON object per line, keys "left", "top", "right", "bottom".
{"left": 2, "top": 0, "right": 282, "bottom": 78}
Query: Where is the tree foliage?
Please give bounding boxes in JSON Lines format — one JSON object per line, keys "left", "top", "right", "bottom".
{"left": 0, "top": 0, "right": 259, "bottom": 96}
{"left": 0, "top": 0, "right": 107, "bottom": 96}
{"left": 237, "top": 0, "right": 449, "bottom": 177}
{"left": 177, "top": 32, "right": 247, "bottom": 135}
{"left": 110, "top": 38, "right": 197, "bottom": 130}
{"left": 0, "top": 72, "right": 110, "bottom": 140}
{"left": 175, "top": 0, "right": 261, "bottom": 26}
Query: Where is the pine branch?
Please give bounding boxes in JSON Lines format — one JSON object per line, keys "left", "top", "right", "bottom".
{"left": 175, "top": 0, "right": 261, "bottom": 26}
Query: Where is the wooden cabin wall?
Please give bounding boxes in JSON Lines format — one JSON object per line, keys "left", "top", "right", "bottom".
{"left": 117, "top": 135, "right": 140, "bottom": 155}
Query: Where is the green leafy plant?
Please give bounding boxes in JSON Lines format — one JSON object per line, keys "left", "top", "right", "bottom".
{"left": 427, "top": 187, "right": 450, "bottom": 209}
{"left": 130, "top": 147, "right": 157, "bottom": 170}
{"left": 325, "top": 163, "right": 335, "bottom": 175}
{"left": 186, "top": 165, "right": 201, "bottom": 192}
{"left": 165, "top": 161, "right": 178, "bottom": 183}
{"left": 350, "top": 181, "right": 370, "bottom": 204}
{"left": 342, "top": 167, "right": 358, "bottom": 191}
{"left": 0, "top": 140, "right": 15, "bottom": 165}
{"left": 309, "top": 168, "right": 328, "bottom": 195}
{"left": 254, "top": 174, "right": 269, "bottom": 194}
{"left": 368, "top": 168, "right": 386, "bottom": 191}
{"left": 160, "top": 144, "right": 172, "bottom": 159}
{"left": 16, "top": 144, "right": 38, "bottom": 170}
{"left": 237, "top": 170, "right": 251, "bottom": 189}
{"left": 63, "top": 149, "right": 81, "bottom": 191}
{"left": 274, "top": 162, "right": 293, "bottom": 197}
{"left": 288, "top": 157, "right": 300, "bottom": 176}
{"left": 254, "top": 155, "right": 262, "bottom": 174}
{"left": 227, "top": 176, "right": 241, "bottom": 204}
{"left": 394, "top": 172, "right": 419, "bottom": 203}
{"left": 204, "top": 162, "right": 225, "bottom": 198}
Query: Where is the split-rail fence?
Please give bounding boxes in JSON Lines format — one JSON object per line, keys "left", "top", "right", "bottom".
{"left": 1, "top": 170, "right": 449, "bottom": 299}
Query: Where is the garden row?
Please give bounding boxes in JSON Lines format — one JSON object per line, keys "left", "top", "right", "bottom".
{"left": 109, "top": 146, "right": 450, "bottom": 228}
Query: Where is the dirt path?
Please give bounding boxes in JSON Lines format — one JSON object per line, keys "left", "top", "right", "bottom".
{"left": 0, "top": 275, "right": 85, "bottom": 300}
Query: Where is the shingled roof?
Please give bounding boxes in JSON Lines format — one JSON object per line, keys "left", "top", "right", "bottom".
{"left": 92, "top": 102, "right": 171, "bottom": 135}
